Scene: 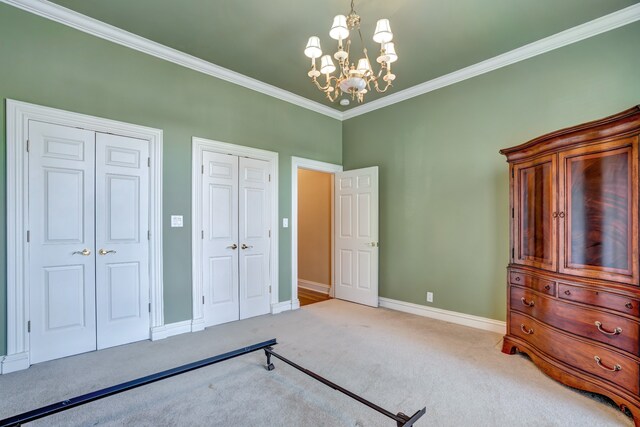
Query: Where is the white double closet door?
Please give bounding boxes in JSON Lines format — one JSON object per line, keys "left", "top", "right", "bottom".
{"left": 28, "top": 120, "right": 150, "bottom": 364}
{"left": 202, "top": 151, "right": 271, "bottom": 326}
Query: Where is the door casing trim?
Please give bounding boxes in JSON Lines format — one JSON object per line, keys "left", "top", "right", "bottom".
{"left": 2, "top": 99, "right": 164, "bottom": 373}
{"left": 291, "top": 157, "right": 343, "bottom": 309}
{"left": 191, "top": 137, "right": 279, "bottom": 331}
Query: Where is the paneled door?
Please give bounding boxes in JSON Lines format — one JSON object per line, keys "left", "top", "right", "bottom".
{"left": 202, "top": 151, "right": 240, "bottom": 325}
{"left": 201, "top": 153, "right": 271, "bottom": 326}
{"left": 238, "top": 157, "right": 271, "bottom": 319}
{"left": 513, "top": 154, "right": 558, "bottom": 272}
{"left": 28, "top": 120, "right": 97, "bottom": 364}
{"left": 334, "top": 167, "right": 379, "bottom": 307}
{"left": 28, "top": 121, "right": 151, "bottom": 364}
{"left": 559, "top": 137, "right": 638, "bottom": 284}
{"left": 95, "top": 133, "right": 151, "bottom": 349}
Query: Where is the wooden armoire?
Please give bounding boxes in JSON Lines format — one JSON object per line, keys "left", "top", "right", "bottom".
{"left": 500, "top": 106, "right": 640, "bottom": 424}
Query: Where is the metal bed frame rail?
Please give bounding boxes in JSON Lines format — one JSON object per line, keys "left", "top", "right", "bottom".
{"left": 0, "top": 338, "right": 426, "bottom": 427}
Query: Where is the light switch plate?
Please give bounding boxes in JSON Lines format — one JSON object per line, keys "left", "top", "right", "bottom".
{"left": 282, "top": 218, "right": 289, "bottom": 228}
{"left": 171, "top": 215, "right": 183, "bottom": 228}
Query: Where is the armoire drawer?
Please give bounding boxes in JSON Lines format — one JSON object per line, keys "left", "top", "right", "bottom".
{"left": 558, "top": 283, "right": 640, "bottom": 317}
{"left": 510, "top": 311, "right": 639, "bottom": 395}
{"left": 510, "top": 286, "right": 640, "bottom": 355}
{"left": 509, "top": 271, "right": 555, "bottom": 296}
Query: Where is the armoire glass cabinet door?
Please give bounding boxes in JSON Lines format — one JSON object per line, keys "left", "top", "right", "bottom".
{"left": 559, "top": 137, "right": 638, "bottom": 284}
{"left": 513, "top": 154, "right": 557, "bottom": 271}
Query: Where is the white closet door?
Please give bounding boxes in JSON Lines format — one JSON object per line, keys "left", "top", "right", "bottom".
{"left": 202, "top": 151, "right": 240, "bottom": 325}
{"left": 239, "top": 157, "right": 271, "bottom": 319}
{"left": 95, "top": 133, "right": 150, "bottom": 349}
{"left": 334, "top": 167, "right": 379, "bottom": 307}
{"left": 28, "top": 120, "right": 97, "bottom": 364}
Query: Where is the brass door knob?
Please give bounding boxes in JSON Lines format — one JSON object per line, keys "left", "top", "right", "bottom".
{"left": 227, "top": 244, "right": 238, "bottom": 250}
{"left": 241, "top": 244, "right": 253, "bottom": 250}
{"left": 98, "top": 249, "right": 117, "bottom": 256}
{"left": 72, "top": 248, "right": 91, "bottom": 256}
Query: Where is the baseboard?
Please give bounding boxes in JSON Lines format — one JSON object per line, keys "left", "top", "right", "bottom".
{"left": 1, "top": 351, "right": 30, "bottom": 374}
{"left": 271, "top": 300, "right": 292, "bottom": 314}
{"left": 191, "top": 318, "right": 206, "bottom": 333}
{"left": 298, "top": 279, "right": 330, "bottom": 294}
{"left": 151, "top": 320, "right": 193, "bottom": 340}
{"left": 291, "top": 299, "right": 301, "bottom": 310}
{"left": 379, "top": 297, "right": 506, "bottom": 334}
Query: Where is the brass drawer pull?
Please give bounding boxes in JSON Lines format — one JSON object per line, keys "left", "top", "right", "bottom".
{"left": 515, "top": 276, "right": 521, "bottom": 282}
{"left": 594, "top": 356, "right": 621, "bottom": 372}
{"left": 626, "top": 302, "right": 633, "bottom": 310}
{"left": 564, "top": 290, "right": 571, "bottom": 295}
{"left": 520, "top": 297, "right": 535, "bottom": 307}
{"left": 520, "top": 324, "right": 533, "bottom": 335}
{"left": 544, "top": 285, "right": 551, "bottom": 291}
{"left": 594, "top": 321, "right": 622, "bottom": 336}
{"left": 552, "top": 212, "right": 558, "bottom": 219}
{"left": 558, "top": 211, "right": 565, "bottom": 218}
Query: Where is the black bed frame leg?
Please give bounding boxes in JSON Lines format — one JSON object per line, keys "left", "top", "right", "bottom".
{"left": 395, "top": 408, "right": 426, "bottom": 427}
{"left": 264, "top": 347, "right": 275, "bottom": 371}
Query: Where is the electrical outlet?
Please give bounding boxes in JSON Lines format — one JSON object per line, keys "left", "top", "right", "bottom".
{"left": 426, "top": 292, "right": 434, "bottom": 303}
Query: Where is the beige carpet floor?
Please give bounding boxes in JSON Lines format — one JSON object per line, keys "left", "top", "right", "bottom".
{"left": 0, "top": 299, "right": 633, "bottom": 426}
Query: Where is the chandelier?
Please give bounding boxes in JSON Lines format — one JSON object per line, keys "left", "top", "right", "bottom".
{"left": 304, "top": 0, "right": 398, "bottom": 104}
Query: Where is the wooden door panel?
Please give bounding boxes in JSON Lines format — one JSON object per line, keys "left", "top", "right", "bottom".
{"left": 28, "top": 120, "right": 97, "bottom": 364}
{"left": 239, "top": 157, "right": 271, "bottom": 319}
{"left": 559, "top": 137, "right": 638, "bottom": 284}
{"left": 95, "top": 133, "right": 150, "bottom": 349}
{"left": 202, "top": 152, "right": 239, "bottom": 326}
{"left": 513, "top": 154, "right": 557, "bottom": 272}
{"left": 334, "top": 167, "right": 379, "bottom": 307}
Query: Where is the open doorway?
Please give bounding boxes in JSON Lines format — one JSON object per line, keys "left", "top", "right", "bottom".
{"left": 291, "top": 157, "right": 379, "bottom": 309}
{"left": 291, "top": 157, "right": 343, "bottom": 309}
{"left": 297, "top": 169, "right": 333, "bottom": 306}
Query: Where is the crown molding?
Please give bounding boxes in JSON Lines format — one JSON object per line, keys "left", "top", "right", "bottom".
{"left": 0, "top": 0, "right": 343, "bottom": 120}
{"left": 3, "top": 1, "right": 640, "bottom": 122}
{"left": 343, "top": 3, "right": 640, "bottom": 120}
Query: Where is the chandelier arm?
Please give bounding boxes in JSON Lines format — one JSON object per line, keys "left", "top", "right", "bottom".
{"left": 312, "top": 76, "right": 335, "bottom": 92}
{"left": 373, "top": 78, "right": 393, "bottom": 93}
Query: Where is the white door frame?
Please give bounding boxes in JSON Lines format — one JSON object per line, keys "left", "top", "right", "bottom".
{"left": 291, "top": 157, "right": 343, "bottom": 309}
{"left": 191, "top": 137, "right": 279, "bottom": 331}
{"left": 2, "top": 99, "right": 164, "bottom": 374}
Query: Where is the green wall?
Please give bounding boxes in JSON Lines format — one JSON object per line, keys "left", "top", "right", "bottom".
{"left": 342, "top": 22, "right": 640, "bottom": 321}
{"left": 0, "top": 4, "right": 342, "bottom": 355}
{"left": 1, "top": 3, "right": 639, "bottom": 358}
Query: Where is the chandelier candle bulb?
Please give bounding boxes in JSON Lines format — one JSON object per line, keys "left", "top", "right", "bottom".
{"left": 330, "top": 15, "right": 349, "bottom": 40}
{"left": 373, "top": 19, "right": 393, "bottom": 43}
{"left": 303, "top": 0, "right": 397, "bottom": 104}
{"left": 304, "top": 36, "right": 322, "bottom": 59}
{"left": 320, "top": 55, "right": 336, "bottom": 75}
{"left": 381, "top": 42, "right": 397, "bottom": 63}
{"left": 357, "top": 58, "right": 371, "bottom": 74}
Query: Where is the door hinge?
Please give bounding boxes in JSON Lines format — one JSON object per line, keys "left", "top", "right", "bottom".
{"left": 202, "top": 296, "right": 205, "bottom": 304}
{"left": 148, "top": 230, "right": 151, "bottom": 240}
{"left": 27, "top": 320, "right": 31, "bottom": 333}
{"left": 26, "top": 230, "right": 30, "bottom": 242}
{"left": 268, "top": 229, "right": 271, "bottom": 238}
{"left": 148, "top": 303, "right": 151, "bottom": 313}
{"left": 201, "top": 230, "right": 204, "bottom": 239}
{"left": 147, "top": 157, "right": 151, "bottom": 167}
{"left": 512, "top": 248, "right": 515, "bottom": 258}
{"left": 511, "top": 168, "right": 514, "bottom": 178}
{"left": 269, "top": 285, "right": 272, "bottom": 294}
{"left": 511, "top": 208, "right": 514, "bottom": 218}
{"left": 268, "top": 174, "right": 271, "bottom": 182}
{"left": 201, "top": 165, "right": 204, "bottom": 174}
{"left": 26, "top": 139, "right": 30, "bottom": 152}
